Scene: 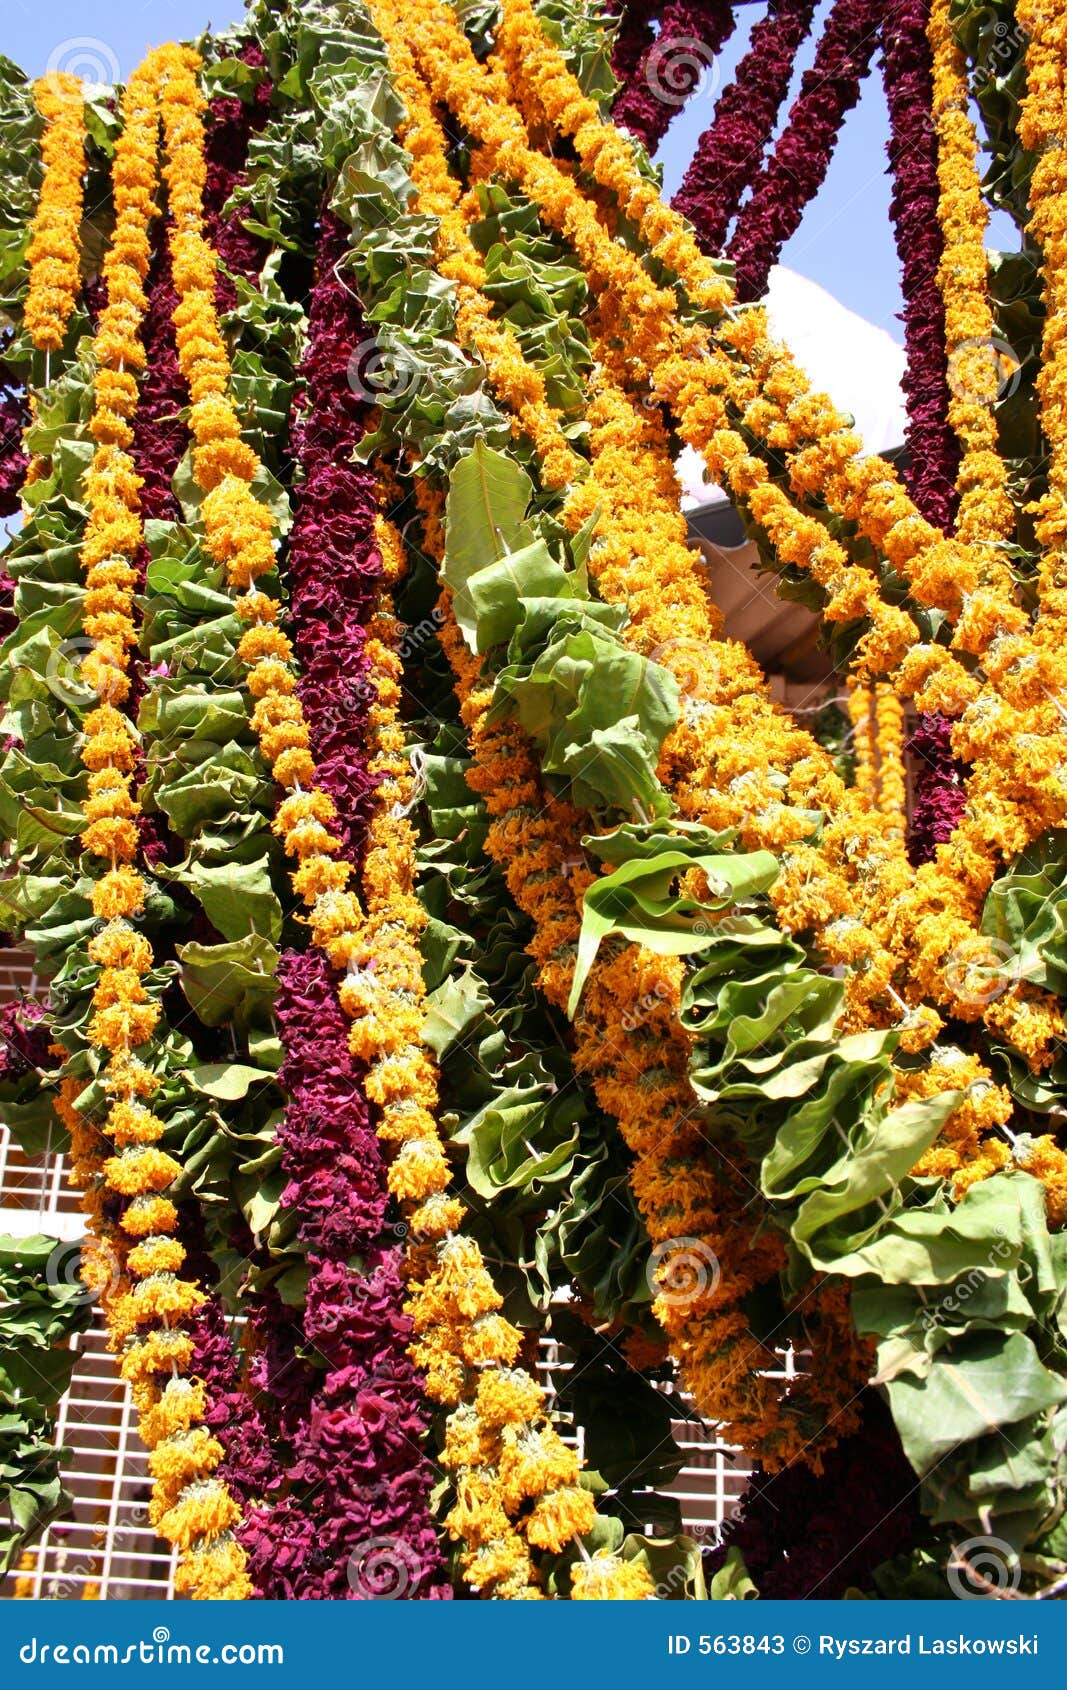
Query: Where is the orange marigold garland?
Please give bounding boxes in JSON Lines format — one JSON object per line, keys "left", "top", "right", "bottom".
{"left": 60, "top": 46, "right": 252, "bottom": 1602}
{"left": 25, "top": 71, "right": 87, "bottom": 354}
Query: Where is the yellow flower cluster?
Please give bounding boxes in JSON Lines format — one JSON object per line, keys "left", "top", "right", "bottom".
{"left": 846, "top": 682, "right": 907, "bottom": 848}
{"left": 25, "top": 72, "right": 87, "bottom": 353}
{"left": 1019, "top": 1, "right": 1067, "bottom": 625}
{"left": 928, "top": 0, "right": 1017, "bottom": 553}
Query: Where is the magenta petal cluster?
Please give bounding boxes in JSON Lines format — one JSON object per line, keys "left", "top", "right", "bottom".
{"left": 906, "top": 711, "right": 969, "bottom": 865}
{"left": 728, "top": 0, "right": 884, "bottom": 301}
{"left": 238, "top": 216, "right": 449, "bottom": 1599}
{"left": 286, "top": 210, "right": 383, "bottom": 862}
{"left": 672, "top": 0, "right": 817, "bottom": 254}
{"left": 881, "top": 0, "right": 960, "bottom": 533}
{"left": 606, "top": 0, "right": 661, "bottom": 88}
{"left": 612, "top": 0, "right": 736, "bottom": 156}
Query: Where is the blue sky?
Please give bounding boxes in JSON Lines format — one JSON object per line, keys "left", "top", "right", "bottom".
{"left": 2, "top": 0, "right": 999, "bottom": 347}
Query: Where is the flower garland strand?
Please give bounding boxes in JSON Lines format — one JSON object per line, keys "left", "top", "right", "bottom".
{"left": 25, "top": 72, "right": 87, "bottom": 354}
{"left": 726, "top": 0, "right": 884, "bottom": 301}
{"left": 611, "top": 0, "right": 736, "bottom": 156}
{"left": 62, "top": 47, "right": 253, "bottom": 1601}
{"left": 672, "top": 0, "right": 818, "bottom": 256}
{"left": 928, "top": 0, "right": 1016, "bottom": 550}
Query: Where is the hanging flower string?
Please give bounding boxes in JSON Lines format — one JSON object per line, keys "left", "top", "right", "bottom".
{"left": 611, "top": 0, "right": 736, "bottom": 156}
{"left": 672, "top": 0, "right": 818, "bottom": 256}
{"left": 25, "top": 71, "right": 87, "bottom": 355}
{"left": 928, "top": 0, "right": 1016, "bottom": 552}
{"left": 726, "top": 0, "right": 885, "bottom": 302}
{"left": 881, "top": 0, "right": 960, "bottom": 534}
{"left": 58, "top": 47, "right": 253, "bottom": 1602}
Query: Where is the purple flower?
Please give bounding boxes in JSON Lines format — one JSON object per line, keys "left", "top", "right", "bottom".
{"left": 612, "top": 1, "right": 737, "bottom": 156}
{"left": 906, "top": 710, "right": 969, "bottom": 864}
{"left": 728, "top": 0, "right": 885, "bottom": 301}
{"left": 0, "top": 997, "right": 49, "bottom": 1084}
{"left": 672, "top": 0, "right": 818, "bottom": 254}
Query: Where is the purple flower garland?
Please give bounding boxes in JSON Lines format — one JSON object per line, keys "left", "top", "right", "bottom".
{"left": 905, "top": 710, "right": 968, "bottom": 865}
{"left": 727, "top": 0, "right": 884, "bottom": 301}
{"left": 607, "top": 0, "right": 662, "bottom": 89}
{"left": 241, "top": 953, "right": 449, "bottom": 1599}
{"left": 672, "top": 0, "right": 817, "bottom": 254}
{"left": 0, "top": 350, "right": 27, "bottom": 520}
{"left": 237, "top": 215, "right": 449, "bottom": 1600}
{"left": 705, "top": 1395, "right": 919, "bottom": 1597}
{"left": 285, "top": 210, "right": 382, "bottom": 862}
{"left": 881, "top": 0, "right": 960, "bottom": 534}
{"left": 612, "top": 0, "right": 736, "bottom": 156}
